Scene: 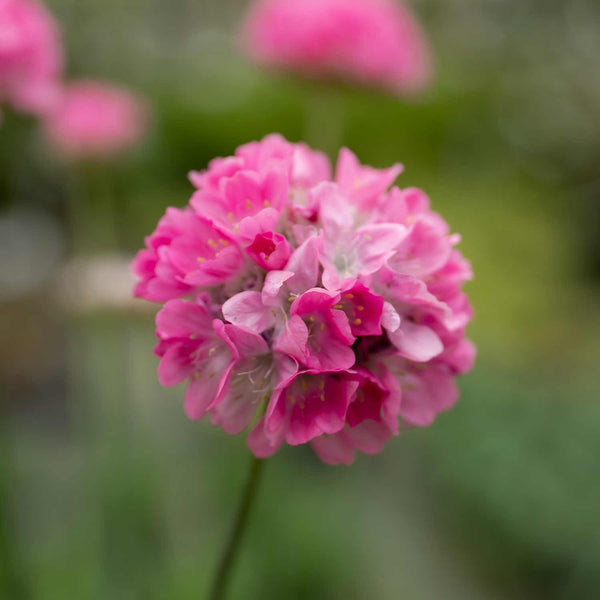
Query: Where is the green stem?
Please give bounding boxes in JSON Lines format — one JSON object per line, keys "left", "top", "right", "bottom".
{"left": 67, "top": 162, "right": 118, "bottom": 256}
{"left": 303, "top": 82, "right": 346, "bottom": 155}
{"left": 0, "top": 422, "right": 29, "bottom": 600}
{"left": 209, "top": 456, "right": 265, "bottom": 600}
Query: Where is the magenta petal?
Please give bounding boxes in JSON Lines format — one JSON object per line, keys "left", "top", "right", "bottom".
{"left": 262, "top": 270, "right": 294, "bottom": 306}
{"left": 157, "top": 343, "right": 196, "bottom": 387}
{"left": 311, "top": 433, "right": 355, "bottom": 466}
{"left": 184, "top": 365, "right": 231, "bottom": 420}
{"left": 210, "top": 389, "right": 256, "bottom": 435}
{"left": 155, "top": 299, "right": 212, "bottom": 338}
{"left": 285, "top": 235, "right": 321, "bottom": 294}
{"left": 248, "top": 418, "right": 284, "bottom": 458}
{"left": 246, "top": 231, "right": 292, "bottom": 270}
{"left": 399, "top": 366, "right": 459, "bottom": 427}
{"left": 273, "top": 315, "right": 309, "bottom": 362}
{"left": 345, "top": 420, "right": 391, "bottom": 454}
{"left": 388, "top": 218, "right": 452, "bottom": 277}
{"left": 354, "top": 223, "right": 408, "bottom": 274}
{"left": 222, "top": 291, "right": 275, "bottom": 333}
{"left": 389, "top": 320, "right": 443, "bottom": 362}
{"left": 381, "top": 301, "right": 401, "bottom": 332}
{"left": 223, "top": 323, "right": 269, "bottom": 358}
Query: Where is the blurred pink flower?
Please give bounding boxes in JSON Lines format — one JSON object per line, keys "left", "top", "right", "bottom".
{"left": 0, "top": 0, "right": 63, "bottom": 117}
{"left": 133, "top": 134, "right": 474, "bottom": 465}
{"left": 43, "top": 80, "right": 149, "bottom": 159}
{"left": 242, "top": 0, "right": 432, "bottom": 95}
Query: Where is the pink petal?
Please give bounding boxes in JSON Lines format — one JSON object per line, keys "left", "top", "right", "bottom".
{"left": 248, "top": 418, "right": 284, "bottom": 458}
{"left": 223, "top": 323, "right": 269, "bottom": 358}
{"left": 222, "top": 291, "right": 275, "bottom": 333}
{"left": 157, "top": 343, "right": 196, "bottom": 387}
{"left": 345, "top": 420, "right": 391, "bottom": 454}
{"left": 381, "top": 301, "right": 401, "bottom": 332}
{"left": 262, "top": 270, "right": 294, "bottom": 306}
{"left": 184, "top": 362, "right": 233, "bottom": 420}
{"left": 155, "top": 299, "right": 211, "bottom": 339}
{"left": 311, "top": 433, "right": 355, "bottom": 466}
{"left": 389, "top": 320, "right": 443, "bottom": 362}
{"left": 273, "top": 315, "right": 309, "bottom": 362}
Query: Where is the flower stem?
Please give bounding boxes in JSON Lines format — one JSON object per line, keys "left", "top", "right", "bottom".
{"left": 209, "top": 456, "right": 265, "bottom": 600}
{"left": 303, "top": 81, "right": 346, "bottom": 156}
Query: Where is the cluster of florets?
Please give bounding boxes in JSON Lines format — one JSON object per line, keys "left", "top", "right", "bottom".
{"left": 132, "top": 135, "right": 474, "bottom": 465}
{"left": 242, "top": 0, "right": 432, "bottom": 96}
{"left": 0, "top": 0, "right": 63, "bottom": 118}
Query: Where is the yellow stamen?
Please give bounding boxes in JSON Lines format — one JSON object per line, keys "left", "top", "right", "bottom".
{"left": 208, "top": 239, "right": 218, "bottom": 249}
{"left": 354, "top": 318, "right": 362, "bottom": 325}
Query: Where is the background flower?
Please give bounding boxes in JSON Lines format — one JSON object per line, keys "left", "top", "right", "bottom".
{"left": 43, "top": 79, "right": 149, "bottom": 159}
{"left": 0, "top": 0, "right": 63, "bottom": 117}
{"left": 242, "top": 0, "right": 432, "bottom": 95}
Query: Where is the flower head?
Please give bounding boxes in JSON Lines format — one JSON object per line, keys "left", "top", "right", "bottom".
{"left": 242, "top": 0, "right": 432, "bottom": 96}
{"left": 43, "top": 79, "right": 149, "bottom": 159}
{"left": 0, "top": 0, "right": 63, "bottom": 117}
{"left": 133, "top": 134, "right": 475, "bottom": 465}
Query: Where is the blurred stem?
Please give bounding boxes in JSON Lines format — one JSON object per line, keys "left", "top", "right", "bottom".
{"left": 67, "top": 161, "right": 118, "bottom": 255}
{"left": 0, "top": 422, "right": 29, "bottom": 599}
{"left": 304, "top": 82, "right": 346, "bottom": 155}
{"left": 209, "top": 456, "right": 265, "bottom": 600}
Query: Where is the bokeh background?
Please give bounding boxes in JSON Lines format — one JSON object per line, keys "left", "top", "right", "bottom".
{"left": 2, "top": 0, "right": 600, "bottom": 598}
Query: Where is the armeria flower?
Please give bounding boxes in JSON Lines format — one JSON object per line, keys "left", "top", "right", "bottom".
{"left": 0, "top": 0, "right": 63, "bottom": 118}
{"left": 42, "top": 79, "right": 149, "bottom": 159}
{"left": 242, "top": 0, "right": 432, "bottom": 96}
{"left": 132, "top": 134, "right": 475, "bottom": 465}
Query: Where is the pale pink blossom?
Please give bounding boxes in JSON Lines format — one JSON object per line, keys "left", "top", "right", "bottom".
{"left": 0, "top": 0, "right": 63, "bottom": 117}
{"left": 43, "top": 80, "right": 149, "bottom": 159}
{"left": 242, "top": 0, "right": 432, "bottom": 96}
{"left": 133, "top": 135, "right": 475, "bottom": 465}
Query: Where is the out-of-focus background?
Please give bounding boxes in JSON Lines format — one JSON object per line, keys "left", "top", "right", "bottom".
{"left": 2, "top": 0, "right": 600, "bottom": 598}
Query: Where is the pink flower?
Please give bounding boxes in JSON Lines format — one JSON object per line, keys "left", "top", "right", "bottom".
{"left": 275, "top": 288, "right": 356, "bottom": 371}
{"left": 245, "top": 231, "right": 292, "bottom": 271}
{"left": 133, "top": 135, "right": 475, "bottom": 465}
{"left": 43, "top": 79, "right": 149, "bottom": 159}
{"left": 154, "top": 298, "right": 237, "bottom": 420}
{"left": 242, "top": 0, "right": 432, "bottom": 96}
{"left": 0, "top": 0, "right": 63, "bottom": 117}
{"left": 132, "top": 207, "right": 247, "bottom": 303}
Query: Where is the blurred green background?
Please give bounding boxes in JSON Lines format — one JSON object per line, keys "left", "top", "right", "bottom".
{"left": 1, "top": 0, "right": 600, "bottom": 598}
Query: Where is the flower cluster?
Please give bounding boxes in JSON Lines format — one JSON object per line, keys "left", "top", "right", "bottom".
{"left": 242, "top": 0, "right": 432, "bottom": 96}
{"left": 132, "top": 135, "right": 474, "bottom": 465}
{"left": 43, "top": 80, "right": 149, "bottom": 159}
{"left": 0, "top": 0, "right": 63, "bottom": 118}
